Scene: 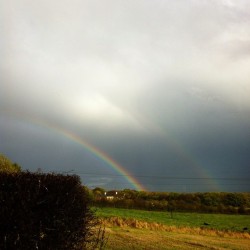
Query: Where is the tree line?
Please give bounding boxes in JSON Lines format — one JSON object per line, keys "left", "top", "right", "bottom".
{"left": 91, "top": 187, "right": 250, "bottom": 214}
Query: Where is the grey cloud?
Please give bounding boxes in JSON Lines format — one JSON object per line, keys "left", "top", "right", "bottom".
{"left": 1, "top": 0, "right": 250, "bottom": 191}
{"left": 224, "top": 40, "right": 250, "bottom": 60}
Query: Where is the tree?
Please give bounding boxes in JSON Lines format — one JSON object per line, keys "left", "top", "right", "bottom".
{"left": 0, "top": 154, "right": 21, "bottom": 173}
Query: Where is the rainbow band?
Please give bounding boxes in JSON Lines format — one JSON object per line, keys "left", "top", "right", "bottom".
{"left": 1, "top": 112, "right": 219, "bottom": 191}
{"left": 26, "top": 119, "right": 219, "bottom": 191}
{"left": 52, "top": 126, "right": 146, "bottom": 191}
{"left": 2, "top": 113, "right": 146, "bottom": 191}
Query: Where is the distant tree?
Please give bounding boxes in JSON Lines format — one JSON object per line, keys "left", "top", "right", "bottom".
{"left": 83, "top": 186, "right": 94, "bottom": 201}
{"left": 200, "top": 193, "right": 220, "bottom": 207}
{"left": 224, "top": 193, "right": 246, "bottom": 207}
{"left": 92, "top": 187, "right": 106, "bottom": 201}
{"left": 93, "top": 187, "right": 105, "bottom": 195}
{"left": 0, "top": 154, "right": 21, "bottom": 173}
{"left": 122, "top": 189, "right": 138, "bottom": 199}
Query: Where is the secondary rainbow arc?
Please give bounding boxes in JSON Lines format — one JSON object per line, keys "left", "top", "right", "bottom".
{"left": 1, "top": 112, "right": 220, "bottom": 191}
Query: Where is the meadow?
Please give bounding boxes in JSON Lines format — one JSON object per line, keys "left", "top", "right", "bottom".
{"left": 95, "top": 207, "right": 250, "bottom": 249}
{"left": 96, "top": 207, "right": 250, "bottom": 232}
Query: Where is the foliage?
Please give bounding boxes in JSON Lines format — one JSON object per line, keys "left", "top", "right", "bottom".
{"left": 93, "top": 187, "right": 106, "bottom": 196}
{"left": 0, "top": 154, "right": 21, "bottom": 173}
{"left": 92, "top": 189, "right": 250, "bottom": 214}
{"left": 0, "top": 172, "right": 99, "bottom": 249}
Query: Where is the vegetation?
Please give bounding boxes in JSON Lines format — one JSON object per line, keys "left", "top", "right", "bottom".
{"left": 95, "top": 207, "right": 250, "bottom": 250}
{"left": 103, "top": 227, "right": 250, "bottom": 250}
{"left": 92, "top": 188, "right": 250, "bottom": 214}
{"left": 0, "top": 154, "right": 21, "bottom": 173}
{"left": 96, "top": 207, "right": 250, "bottom": 232}
{"left": 1, "top": 152, "right": 249, "bottom": 249}
{"left": 0, "top": 171, "right": 104, "bottom": 249}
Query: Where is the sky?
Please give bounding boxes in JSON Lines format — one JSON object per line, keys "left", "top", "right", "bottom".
{"left": 1, "top": 0, "right": 250, "bottom": 192}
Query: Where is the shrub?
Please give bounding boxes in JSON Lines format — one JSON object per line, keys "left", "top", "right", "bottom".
{"left": 0, "top": 154, "right": 21, "bottom": 173}
{"left": 0, "top": 172, "right": 94, "bottom": 249}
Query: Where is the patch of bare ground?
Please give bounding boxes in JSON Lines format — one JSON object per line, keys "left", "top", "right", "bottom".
{"left": 101, "top": 217, "right": 250, "bottom": 250}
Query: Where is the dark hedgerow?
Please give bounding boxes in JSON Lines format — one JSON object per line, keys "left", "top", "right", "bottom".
{"left": 0, "top": 171, "right": 94, "bottom": 250}
{"left": 92, "top": 190, "right": 250, "bottom": 214}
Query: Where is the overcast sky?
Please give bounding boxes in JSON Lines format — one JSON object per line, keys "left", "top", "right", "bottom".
{"left": 1, "top": 0, "right": 250, "bottom": 191}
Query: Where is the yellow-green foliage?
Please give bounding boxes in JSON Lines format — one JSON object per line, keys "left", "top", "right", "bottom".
{"left": 0, "top": 154, "right": 21, "bottom": 173}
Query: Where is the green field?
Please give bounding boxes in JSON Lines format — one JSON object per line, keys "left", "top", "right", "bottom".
{"left": 96, "top": 208, "right": 250, "bottom": 250}
{"left": 95, "top": 207, "right": 250, "bottom": 232}
{"left": 94, "top": 207, "right": 250, "bottom": 250}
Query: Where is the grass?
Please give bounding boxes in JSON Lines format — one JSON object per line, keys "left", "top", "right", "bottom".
{"left": 104, "top": 228, "right": 250, "bottom": 250}
{"left": 95, "top": 207, "right": 250, "bottom": 232}
{"left": 94, "top": 207, "right": 250, "bottom": 249}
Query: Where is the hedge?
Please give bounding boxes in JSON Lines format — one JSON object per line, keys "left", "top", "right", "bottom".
{"left": 0, "top": 172, "right": 92, "bottom": 249}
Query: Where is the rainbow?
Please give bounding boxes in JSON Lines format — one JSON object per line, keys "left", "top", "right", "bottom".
{"left": 2, "top": 113, "right": 146, "bottom": 191}
{"left": 154, "top": 131, "right": 220, "bottom": 191}
{"left": 146, "top": 117, "right": 219, "bottom": 190}
{"left": 48, "top": 125, "right": 147, "bottom": 191}
{"left": 1, "top": 112, "right": 220, "bottom": 191}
